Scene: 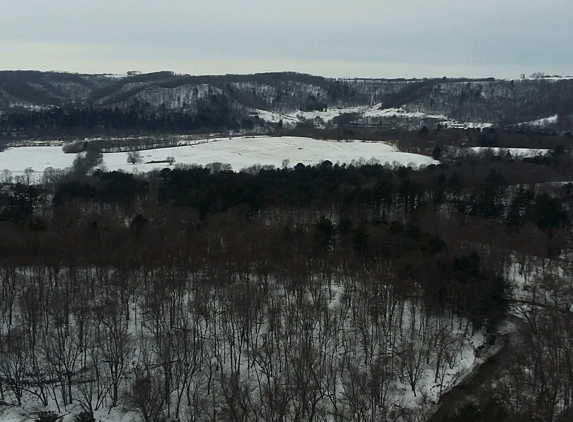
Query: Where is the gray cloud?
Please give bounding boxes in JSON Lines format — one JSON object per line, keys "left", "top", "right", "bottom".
{"left": 1, "top": 0, "right": 572, "bottom": 77}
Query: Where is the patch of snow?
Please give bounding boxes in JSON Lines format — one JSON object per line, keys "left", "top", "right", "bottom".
{"left": 364, "top": 106, "right": 448, "bottom": 120}
{"left": 252, "top": 104, "right": 459, "bottom": 128}
{"left": 0, "top": 146, "right": 76, "bottom": 181}
{"left": 521, "top": 115, "right": 559, "bottom": 127}
{"left": 284, "top": 105, "right": 369, "bottom": 123}
{"left": 0, "top": 406, "right": 31, "bottom": 422}
{"left": 442, "top": 121, "right": 494, "bottom": 129}
{"left": 470, "top": 147, "right": 549, "bottom": 157}
{"left": 248, "top": 109, "right": 299, "bottom": 125}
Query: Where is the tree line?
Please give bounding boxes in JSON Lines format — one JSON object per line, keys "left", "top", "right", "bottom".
{"left": 0, "top": 97, "right": 266, "bottom": 137}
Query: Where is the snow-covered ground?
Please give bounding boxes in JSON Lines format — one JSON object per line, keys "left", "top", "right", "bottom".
{"left": 519, "top": 115, "right": 558, "bottom": 127}
{"left": 284, "top": 105, "right": 370, "bottom": 122}
{"left": 0, "top": 136, "right": 437, "bottom": 179}
{"left": 469, "top": 147, "right": 549, "bottom": 157}
{"left": 443, "top": 121, "right": 494, "bottom": 130}
{"left": 249, "top": 105, "right": 499, "bottom": 131}
{"left": 250, "top": 105, "right": 451, "bottom": 127}
{"left": 0, "top": 276, "right": 485, "bottom": 422}
{"left": 363, "top": 105, "right": 448, "bottom": 120}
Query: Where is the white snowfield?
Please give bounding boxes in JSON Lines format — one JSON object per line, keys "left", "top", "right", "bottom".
{"left": 0, "top": 136, "right": 437, "bottom": 178}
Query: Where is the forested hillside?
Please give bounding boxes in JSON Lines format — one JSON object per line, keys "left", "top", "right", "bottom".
{"left": 1, "top": 71, "right": 572, "bottom": 138}
{"left": 0, "top": 143, "right": 572, "bottom": 421}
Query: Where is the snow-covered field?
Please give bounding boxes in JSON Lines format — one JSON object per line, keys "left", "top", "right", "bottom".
{"left": 0, "top": 136, "right": 437, "bottom": 178}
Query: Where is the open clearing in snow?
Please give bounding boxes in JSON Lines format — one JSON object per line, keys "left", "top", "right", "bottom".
{"left": 0, "top": 136, "right": 437, "bottom": 177}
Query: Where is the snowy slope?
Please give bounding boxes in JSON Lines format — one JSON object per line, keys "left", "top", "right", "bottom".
{"left": 249, "top": 104, "right": 495, "bottom": 131}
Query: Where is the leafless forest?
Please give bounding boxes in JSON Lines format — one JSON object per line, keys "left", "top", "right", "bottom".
{"left": 0, "top": 133, "right": 572, "bottom": 421}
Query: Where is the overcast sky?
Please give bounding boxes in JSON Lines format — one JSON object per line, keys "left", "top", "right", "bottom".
{"left": 1, "top": 0, "right": 572, "bottom": 79}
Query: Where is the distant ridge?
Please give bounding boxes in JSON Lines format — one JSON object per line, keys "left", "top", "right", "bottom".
{"left": 0, "top": 70, "right": 572, "bottom": 133}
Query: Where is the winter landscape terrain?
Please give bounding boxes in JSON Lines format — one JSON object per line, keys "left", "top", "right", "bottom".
{"left": 0, "top": 136, "right": 437, "bottom": 180}
{"left": 0, "top": 71, "right": 572, "bottom": 422}
{"left": 1, "top": 71, "right": 572, "bottom": 137}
